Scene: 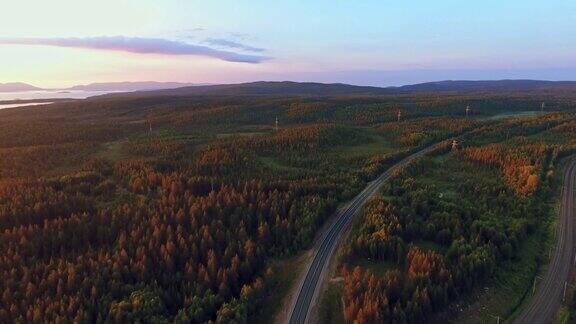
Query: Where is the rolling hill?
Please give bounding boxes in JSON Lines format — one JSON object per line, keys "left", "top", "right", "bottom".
{"left": 394, "top": 79, "right": 576, "bottom": 92}
{"left": 97, "top": 81, "right": 390, "bottom": 98}
{"left": 66, "top": 81, "right": 198, "bottom": 92}
{"left": 96, "top": 79, "right": 576, "bottom": 99}
{"left": 0, "top": 82, "right": 43, "bottom": 92}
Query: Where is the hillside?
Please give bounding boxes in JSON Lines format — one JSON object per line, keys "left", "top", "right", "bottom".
{"left": 67, "top": 81, "right": 198, "bottom": 92}
{"left": 395, "top": 79, "right": 576, "bottom": 92}
{"left": 0, "top": 82, "right": 575, "bottom": 323}
{"left": 97, "top": 81, "right": 390, "bottom": 98}
{"left": 4, "top": 80, "right": 576, "bottom": 98}
{"left": 95, "top": 80, "right": 576, "bottom": 99}
{"left": 0, "top": 82, "right": 43, "bottom": 92}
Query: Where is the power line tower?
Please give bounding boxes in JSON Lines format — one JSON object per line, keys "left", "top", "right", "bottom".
{"left": 541, "top": 102, "right": 546, "bottom": 111}
{"left": 149, "top": 120, "right": 153, "bottom": 133}
{"left": 275, "top": 117, "right": 279, "bottom": 131}
{"left": 465, "top": 105, "right": 471, "bottom": 117}
{"left": 397, "top": 110, "right": 402, "bottom": 122}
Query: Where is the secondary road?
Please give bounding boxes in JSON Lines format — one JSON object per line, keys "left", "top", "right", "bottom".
{"left": 288, "top": 144, "right": 438, "bottom": 324}
{"left": 515, "top": 160, "right": 576, "bottom": 324}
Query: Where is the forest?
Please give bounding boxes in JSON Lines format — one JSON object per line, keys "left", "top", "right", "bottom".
{"left": 336, "top": 112, "right": 576, "bottom": 323}
{"left": 0, "top": 82, "right": 575, "bottom": 323}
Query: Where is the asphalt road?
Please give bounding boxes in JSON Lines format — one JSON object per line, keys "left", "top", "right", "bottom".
{"left": 287, "top": 144, "right": 437, "bottom": 324}
{"left": 515, "top": 160, "right": 576, "bottom": 324}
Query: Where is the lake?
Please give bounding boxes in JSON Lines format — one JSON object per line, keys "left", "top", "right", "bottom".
{"left": 0, "top": 102, "right": 55, "bottom": 110}
{"left": 0, "top": 90, "right": 120, "bottom": 102}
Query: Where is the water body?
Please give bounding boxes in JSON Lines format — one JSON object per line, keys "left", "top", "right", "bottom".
{"left": 0, "top": 102, "right": 54, "bottom": 110}
{"left": 0, "top": 90, "right": 120, "bottom": 101}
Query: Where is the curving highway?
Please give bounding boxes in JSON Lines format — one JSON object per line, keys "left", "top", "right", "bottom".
{"left": 287, "top": 144, "right": 438, "bottom": 324}
{"left": 515, "top": 160, "right": 576, "bottom": 324}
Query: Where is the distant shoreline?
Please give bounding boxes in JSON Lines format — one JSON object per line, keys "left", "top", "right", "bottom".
{"left": 0, "top": 101, "right": 59, "bottom": 110}
{"left": 0, "top": 98, "right": 73, "bottom": 105}
{"left": 0, "top": 90, "right": 118, "bottom": 102}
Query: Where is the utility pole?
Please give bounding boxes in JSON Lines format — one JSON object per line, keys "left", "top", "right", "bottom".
{"left": 489, "top": 314, "right": 500, "bottom": 324}
{"left": 564, "top": 281, "right": 568, "bottom": 302}
{"left": 397, "top": 110, "right": 402, "bottom": 122}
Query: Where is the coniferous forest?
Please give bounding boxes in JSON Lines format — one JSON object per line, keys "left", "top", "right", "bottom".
{"left": 1, "top": 82, "right": 576, "bottom": 323}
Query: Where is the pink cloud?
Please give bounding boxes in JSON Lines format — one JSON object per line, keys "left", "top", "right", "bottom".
{"left": 0, "top": 36, "right": 270, "bottom": 63}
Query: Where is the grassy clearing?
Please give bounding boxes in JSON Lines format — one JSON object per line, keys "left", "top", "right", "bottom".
{"left": 257, "top": 156, "right": 309, "bottom": 173}
{"left": 257, "top": 126, "right": 398, "bottom": 176}
{"left": 346, "top": 257, "right": 400, "bottom": 277}
{"left": 95, "top": 140, "right": 127, "bottom": 162}
{"left": 415, "top": 155, "right": 466, "bottom": 191}
{"left": 254, "top": 253, "right": 309, "bottom": 323}
{"left": 330, "top": 127, "right": 393, "bottom": 158}
{"left": 216, "top": 131, "right": 269, "bottom": 138}
{"left": 318, "top": 281, "right": 345, "bottom": 324}
{"left": 486, "top": 111, "right": 550, "bottom": 120}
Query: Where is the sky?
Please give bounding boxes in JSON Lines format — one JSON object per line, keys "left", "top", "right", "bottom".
{"left": 1, "top": 0, "right": 576, "bottom": 87}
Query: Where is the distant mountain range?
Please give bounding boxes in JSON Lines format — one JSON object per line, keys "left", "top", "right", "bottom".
{"left": 100, "top": 79, "right": 576, "bottom": 98}
{"left": 0, "top": 81, "right": 201, "bottom": 93}
{"left": 0, "top": 82, "right": 43, "bottom": 92}
{"left": 4, "top": 79, "right": 576, "bottom": 95}
{"left": 66, "top": 81, "right": 200, "bottom": 92}
{"left": 394, "top": 79, "right": 576, "bottom": 92}
{"left": 125, "top": 81, "right": 386, "bottom": 97}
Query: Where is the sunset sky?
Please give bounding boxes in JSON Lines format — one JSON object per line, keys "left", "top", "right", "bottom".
{"left": 2, "top": 0, "right": 576, "bottom": 87}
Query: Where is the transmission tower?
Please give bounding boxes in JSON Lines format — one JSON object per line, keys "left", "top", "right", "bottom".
{"left": 465, "top": 105, "right": 471, "bottom": 117}
{"left": 149, "top": 120, "right": 153, "bottom": 133}
{"left": 397, "top": 110, "right": 402, "bottom": 122}
{"left": 541, "top": 102, "right": 546, "bottom": 111}
{"left": 451, "top": 139, "right": 459, "bottom": 151}
{"left": 275, "top": 117, "right": 279, "bottom": 131}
